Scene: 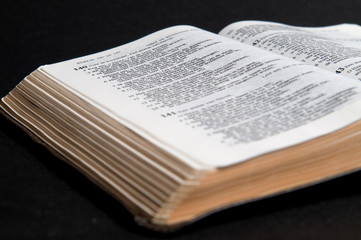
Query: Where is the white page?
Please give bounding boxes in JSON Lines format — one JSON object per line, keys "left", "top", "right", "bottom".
{"left": 41, "top": 25, "right": 361, "bottom": 169}
{"left": 219, "top": 20, "right": 361, "bottom": 80}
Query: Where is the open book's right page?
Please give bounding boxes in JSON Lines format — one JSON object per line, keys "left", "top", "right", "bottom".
{"left": 219, "top": 21, "right": 361, "bottom": 80}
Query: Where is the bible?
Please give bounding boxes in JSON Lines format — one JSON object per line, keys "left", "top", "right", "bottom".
{"left": 3, "top": 20, "right": 361, "bottom": 231}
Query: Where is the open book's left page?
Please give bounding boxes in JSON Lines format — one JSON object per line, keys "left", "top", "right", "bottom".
{"left": 40, "top": 25, "right": 361, "bottom": 168}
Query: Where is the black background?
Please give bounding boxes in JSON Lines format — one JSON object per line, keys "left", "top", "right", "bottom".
{"left": 2, "top": 0, "right": 361, "bottom": 239}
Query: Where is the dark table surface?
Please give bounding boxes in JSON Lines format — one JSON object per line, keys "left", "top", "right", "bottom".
{"left": 2, "top": 0, "right": 361, "bottom": 239}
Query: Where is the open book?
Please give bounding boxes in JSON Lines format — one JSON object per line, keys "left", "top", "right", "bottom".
{"left": 2, "top": 20, "right": 361, "bottom": 231}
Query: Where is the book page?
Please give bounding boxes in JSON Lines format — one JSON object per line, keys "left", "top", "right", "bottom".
{"left": 41, "top": 25, "right": 361, "bottom": 169}
{"left": 219, "top": 21, "right": 361, "bottom": 80}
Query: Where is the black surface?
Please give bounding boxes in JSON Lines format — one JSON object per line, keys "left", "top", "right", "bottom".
{"left": 2, "top": 0, "right": 361, "bottom": 239}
